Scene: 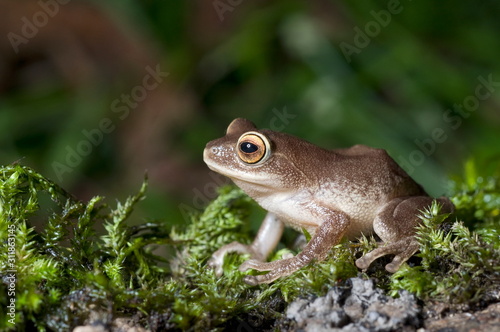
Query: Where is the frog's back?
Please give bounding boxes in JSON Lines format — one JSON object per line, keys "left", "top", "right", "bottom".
{"left": 329, "top": 144, "right": 426, "bottom": 198}
{"left": 309, "top": 145, "right": 427, "bottom": 238}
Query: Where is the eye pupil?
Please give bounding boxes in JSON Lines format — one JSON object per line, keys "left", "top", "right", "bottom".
{"left": 236, "top": 132, "right": 270, "bottom": 164}
{"left": 241, "top": 142, "right": 258, "bottom": 153}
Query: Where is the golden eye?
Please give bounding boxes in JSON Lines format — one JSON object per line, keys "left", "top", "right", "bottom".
{"left": 236, "top": 132, "right": 270, "bottom": 164}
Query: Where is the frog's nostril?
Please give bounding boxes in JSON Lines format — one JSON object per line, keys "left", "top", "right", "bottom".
{"left": 210, "top": 146, "right": 222, "bottom": 156}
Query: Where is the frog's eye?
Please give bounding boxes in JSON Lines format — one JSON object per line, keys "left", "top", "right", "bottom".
{"left": 237, "top": 132, "right": 271, "bottom": 164}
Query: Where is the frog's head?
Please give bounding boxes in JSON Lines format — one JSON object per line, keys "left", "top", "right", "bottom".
{"left": 203, "top": 118, "right": 318, "bottom": 196}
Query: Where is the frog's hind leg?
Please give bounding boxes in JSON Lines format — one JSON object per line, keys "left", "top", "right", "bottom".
{"left": 356, "top": 196, "right": 453, "bottom": 273}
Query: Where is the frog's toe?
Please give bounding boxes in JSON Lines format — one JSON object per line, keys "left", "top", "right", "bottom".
{"left": 207, "top": 257, "right": 224, "bottom": 277}
{"left": 385, "top": 242, "right": 419, "bottom": 273}
{"left": 239, "top": 259, "right": 273, "bottom": 272}
{"left": 239, "top": 259, "right": 259, "bottom": 272}
{"left": 385, "top": 260, "right": 403, "bottom": 273}
{"left": 243, "top": 275, "right": 260, "bottom": 286}
{"left": 355, "top": 246, "right": 390, "bottom": 270}
{"left": 356, "top": 237, "right": 419, "bottom": 272}
{"left": 243, "top": 271, "right": 283, "bottom": 285}
{"left": 355, "top": 256, "right": 371, "bottom": 270}
{"left": 385, "top": 254, "right": 406, "bottom": 273}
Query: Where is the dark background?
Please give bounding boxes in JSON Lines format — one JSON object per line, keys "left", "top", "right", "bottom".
{"left": 1, "top": 0, "right": 499, "bottom": 227}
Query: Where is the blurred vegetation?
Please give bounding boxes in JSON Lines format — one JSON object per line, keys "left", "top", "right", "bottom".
{"left": 0, "top": 0, "right": 498, "bottom": 218}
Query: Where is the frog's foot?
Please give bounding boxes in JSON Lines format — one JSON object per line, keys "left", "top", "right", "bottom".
{"left": 208, "top": 242, "right": 264, "bottom": 277}
{"left": 239, "top": 254, "right": 310, "bottom": 285}
{"left": 355, "top": 236, "right": 419, "bottom": 273}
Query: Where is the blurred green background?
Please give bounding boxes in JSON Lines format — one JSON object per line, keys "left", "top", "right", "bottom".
{"left": 1, "top": 0, "right": 499, "bottom": 227}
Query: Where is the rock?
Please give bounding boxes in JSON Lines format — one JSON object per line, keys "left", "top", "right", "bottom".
{"left": 113, "top": 317, "right": 149, "bottom": 332}
{"left": 424, "top": 302, "right": 500, "bottom": 332}
{"left": 72, "top": 317, "right": 150, "bottom": 332}
{"left": 73, "top": 326, "right": 107, "bottom": 332}
{"left": 285, "top": 277, "right": 422, "bottom": 331}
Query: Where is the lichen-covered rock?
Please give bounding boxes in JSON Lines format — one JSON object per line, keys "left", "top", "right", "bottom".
{"left": 285, "top": 277, "right": 421, "bottom": 331}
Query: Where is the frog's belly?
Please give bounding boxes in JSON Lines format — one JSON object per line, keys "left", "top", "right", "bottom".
{"left": 256, "top": 191, "right": 379, "bottom": 240}
{"left": 341, "top": 202, "right": 377, "bottom": 240}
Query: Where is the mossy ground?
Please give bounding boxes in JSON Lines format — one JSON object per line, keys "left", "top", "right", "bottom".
{"left": 0, "top": 162, "right": 499, "bottom": 331}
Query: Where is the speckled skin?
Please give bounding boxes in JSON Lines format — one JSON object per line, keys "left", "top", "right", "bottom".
{"left": 203, "top": 118, "right": 454, "bottom": 285}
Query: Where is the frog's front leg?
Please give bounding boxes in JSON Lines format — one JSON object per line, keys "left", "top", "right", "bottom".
{"left": 208, "top": 212, "right": 284, "bottom": 276}
{"left": 240, "top": 211, "right": 350, "bottom": 285}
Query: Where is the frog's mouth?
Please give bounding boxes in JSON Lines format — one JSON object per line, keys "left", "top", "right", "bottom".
{"left": 203, "top": 147, "right": 271, "bottom": 183}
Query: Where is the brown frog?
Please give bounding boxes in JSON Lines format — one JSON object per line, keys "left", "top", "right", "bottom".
{"left": 203, "top": 118, "right": 454, "bottom": 285}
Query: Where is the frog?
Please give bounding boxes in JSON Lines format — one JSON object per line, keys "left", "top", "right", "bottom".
{"left": 203, "top": 118, "right": 454, "bottom": 285}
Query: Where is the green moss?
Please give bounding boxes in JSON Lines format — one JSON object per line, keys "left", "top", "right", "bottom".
{"left": 1, "top": 162, "right": 499, "bottom": 330}
{"left": 451, "top": 159, "right": 500, "bottom": 232}
{"left": 0, "top": 165, "right": 169, "bottom": 331}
